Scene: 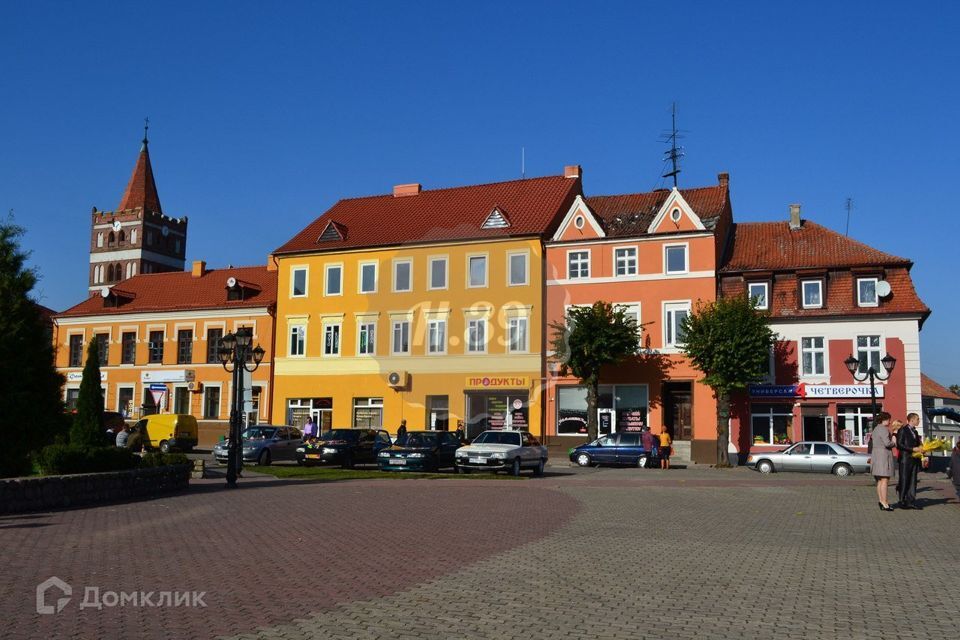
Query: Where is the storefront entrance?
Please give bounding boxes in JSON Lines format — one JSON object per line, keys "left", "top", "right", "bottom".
{"left": 802, "top": 406, "right": 832, "bottom": 441}
{"left": 663, "top": 382, "right": 693, "bottom": 440}
{"left": 465, "top": 392, "right": 528, "bottom": 439}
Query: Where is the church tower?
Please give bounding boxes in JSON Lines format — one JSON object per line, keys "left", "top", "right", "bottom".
{"left": 88, "top": 125, "right": 188, "bottom": 292}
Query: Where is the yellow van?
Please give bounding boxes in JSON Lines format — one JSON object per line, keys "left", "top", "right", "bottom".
{"left": 132, "top": 414, "right": 199, "bottom": 453}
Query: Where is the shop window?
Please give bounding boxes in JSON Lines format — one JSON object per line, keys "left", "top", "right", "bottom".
{"left": 857, "top": 277, "right": 878, "bottom": 307}
{"left": 615, "top": 247, "right": 637, "bottom": 276}
{"left": 838, "top": 405, "right": 875, "bottom": 446}
{"left": 148, "top": 331, "right": 164, "bottom": 363}
{"left": 801, "top": 280, "right": 823, "bottom": 309}
{"left": 393, "top": 259, "right": 412, "bottom": 292}
{"left": 567, "top": 251, "right": 589, "bottom": 279}
{"left": 117, "top": 387, "right": 134, "bottom": 417}
{"left": 359, "top": 262, "right": 377, "bottom": 294}
{"left": 68, "top": 334, "right": 84, "bottom": 367}
{"left": 286, "top": 397, "right": 333, "bottom": 431}
{"left": 748, "top": 282, "right": 769, "bottom": 310}
{"left": 206, "top": 328, "right": 224, "bottom": 363}
{"left": 800, "top": 337, "right": 825, "bottom": 376}
{"left": 751, "top": 403, "right": 793, "bottom": 444}
{"left": 358, "top": 322, "right": 376, "bottom": 355}
{"left": 429, "top": 257, "right": 447, "bottom": 290}
{"left": 426, "top": 395, "right": 449, "bottom": 430}
{"left": 65, "top": 388, "right": 80, "bottom": 411}
{"left": 177, "top": 329, "right": 193, "bottom": 364}
{"left": 291, "top": 267, "right": 308, "bottom": 297}
{"left": 353, "top": 397, "right": 383, "bottom": 429}
{"left": 855, "top": 335, "right": 881, "bottom": 374}
{"left": 203, "top": 386, "right": 221, "bottom": 419}
{"left": 557, "top": 386, "right": 589, "bottom": 435}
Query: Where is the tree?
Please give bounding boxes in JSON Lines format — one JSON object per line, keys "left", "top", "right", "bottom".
{"left": 681, "top": 295, "right": 775, "bottom": 466}
{"left": 950, "top": 384, "right": 960, "bottom": 397}
{"left": 550, "top": 301, "right": 640, "bottom": 440}
{"left": 0, "top": 220, "right": 66, "bottom": 477}
{"left": 70, "top": 338, "right": 105, "bottom": 447}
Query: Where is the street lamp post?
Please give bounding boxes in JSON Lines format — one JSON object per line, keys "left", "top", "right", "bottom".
{"left": 218, "top": 327, "right": 266, "bottom": 488}
{"left": 844, "top": 352, "right": 897, "bottom": 429}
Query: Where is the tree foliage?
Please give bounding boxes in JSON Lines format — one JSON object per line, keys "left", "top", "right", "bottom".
{"left": 0, "top": 220, "right": 66, "bottom": 477}
{"left": 550, "top": 301, "right": 640, "bottom": 440}
{"left": 70, "top": 339, "right": 105, "bottom": 447}
{"left": 681, "top": 295, "right": 775, "bottom": 466}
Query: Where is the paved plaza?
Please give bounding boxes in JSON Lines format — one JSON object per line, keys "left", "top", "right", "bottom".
{"left": 2, "top": 465, "right": 959, "bottom": 640}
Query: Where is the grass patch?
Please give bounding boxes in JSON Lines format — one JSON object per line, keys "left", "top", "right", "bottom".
{"left": 242, "top": 464, "right": 523, "bottom": 481}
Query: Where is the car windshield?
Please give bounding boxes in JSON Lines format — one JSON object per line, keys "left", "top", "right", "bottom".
{"left": 473, "top": 431, "right": 522, "bottom": 446}
{"left": 399, "top": 432, "right": 438, "bottom": 448}
{"left": 319, "top": 430, "right": 357, "bottom": 442}
{"left": 242, "top": 427, "right": 277, "bottom": 440}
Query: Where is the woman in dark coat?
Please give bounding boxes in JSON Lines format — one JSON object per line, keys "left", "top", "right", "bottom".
{"left": 870, "top": 412, "right": 896, "bottom": 511}
{"left": 896, "top": 413, "right": 924, "bottom": 509}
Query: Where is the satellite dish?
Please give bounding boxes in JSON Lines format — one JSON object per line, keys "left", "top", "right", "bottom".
{"left": 100, "top": 286, "right": 110, "bottom": 298}
{"left": 876, "top": 280, "right": 892, "bottom": 297}
{"left": 226, "top": 277, "right": 237, "bottom": 288}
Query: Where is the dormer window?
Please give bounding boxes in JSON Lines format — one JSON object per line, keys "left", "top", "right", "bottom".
{"left": 227, "top": 286, "right": 244, "bottom": 301}
{"left": 857, "top": 277, "right": 878, "bottom": 307}
{"left": 801, "top": 279, "right": 823, "bottom": 309}
{"left": 481, "top": 207, "right": 510, "bottom": 229}
{"left": 747, "top": 282, "right": 769, "bottom": 310}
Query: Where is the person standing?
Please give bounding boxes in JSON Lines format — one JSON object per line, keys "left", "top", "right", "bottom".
{"left": 115, "top": 424, "right": 130, "bottom": 448}
{"left": 302, "top": 416, "right": 317, "bottom": 441}
{"left": 659, "top": 429, "right": 673, "bottom": 470}
{"left": 396, "top": 419, "right": 408, "bottom": 443}
{"left": 869, "top": 412, "right": 896, "bottom": 511}
{"left": 947, "top": 440, "right": 960, "bottom": 502}
{"left": 641, "top": 427, "right": 657, "bottom": 468}
{"left": 896, "top": 412, "right": 924, "bottom": 509}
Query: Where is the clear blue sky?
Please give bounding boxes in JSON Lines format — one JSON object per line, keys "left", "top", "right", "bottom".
{"left": 2, "top": 1, "right": 957, "bottom": 384}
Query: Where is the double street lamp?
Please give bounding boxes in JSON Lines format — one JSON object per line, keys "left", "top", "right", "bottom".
{"left": 844, "top": 352, "right": 897, "bottom": 427}
{"left": 218, "top": 327, "right": 266, "bottom": 488}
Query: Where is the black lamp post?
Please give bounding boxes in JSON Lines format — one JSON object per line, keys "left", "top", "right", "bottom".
{"left": 844, "top": 352, "right": 896, "bottom": 430}
{"left": 218, "top": 327, "right": 266, "bottom": 488}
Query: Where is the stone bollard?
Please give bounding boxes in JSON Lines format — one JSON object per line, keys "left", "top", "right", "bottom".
{"left": 191, "top": 459, "right": 206, "bottom": 480}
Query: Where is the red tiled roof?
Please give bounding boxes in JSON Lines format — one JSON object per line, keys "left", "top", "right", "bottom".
{"left": 274, "top": 175, "right": 581, "bottom": 254}
{"left": 921, "top": 373, "right": 960, "bottom": 400}
{"left": 721, "top": 220, "right": 910, "bottom": 272}
{"left": 586, "top": 184, "right": 729, "bottom": 236}
{"left": 117, "top": 143, "right": 162, "bottom": 213}
{"left": 56, "top": 266, "right": 276, "bottom": 317}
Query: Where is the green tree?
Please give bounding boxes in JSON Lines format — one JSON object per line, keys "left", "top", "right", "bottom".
{"left": 550, "top": 301, "right": 640, "bottom": 440}
{"left": 0, "top": 220, "right": 66, "bottom": 477}
{"left": 681, "top": 295, "right": 775, "bottom": 466}
{"left": 70, "top": 338, "right": 105, "bottom": 447}
{"left": 950, "top": 384, "right": 960, "bottom": 397}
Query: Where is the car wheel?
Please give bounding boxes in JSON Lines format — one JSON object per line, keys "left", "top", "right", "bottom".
{"left": 534, "top": 458, "right": 545, "bottom": 477}
{"left": 296, "top": 458, "right": 304, "bottom": 466}
{"left": 575, "top": 453, "right": 592, "bottom": 467}
{"left": 833, "top": 463, "right": 853, "bottom": 477}
{"left": 258, "top": 450, "right": 271, "bottom": 466}
{"left": 457, "top": 466, "right": 469, "bottom": 474}
{"left": 757, "top": 460, "right": 774, "bottom": 474}
{"left": 637, "top": 455, "right": 648, "bottom": 469}
{"left": 511, "top": 458, "right": 521, "bottom": 476}
{"left": 159, "top": 441, "right": 170, "bottom": 454}
{"left": 341, "top": 455, "right": 354, "bottom": 470}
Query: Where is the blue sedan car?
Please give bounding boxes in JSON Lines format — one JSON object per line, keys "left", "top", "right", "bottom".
{"left": 570, "top": 432, "right": 652, "bottom": 468}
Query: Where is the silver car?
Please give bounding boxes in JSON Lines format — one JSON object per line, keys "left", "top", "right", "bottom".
{"left": 747, "top": 441, "right": 871, "bottom": 477}
{"left": 212, "top": 425, "right": 303, "bottom": 466}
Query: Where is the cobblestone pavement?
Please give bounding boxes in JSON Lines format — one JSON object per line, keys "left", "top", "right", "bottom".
{"left": 3, "top": 467, "right": 958, "bottom": 640}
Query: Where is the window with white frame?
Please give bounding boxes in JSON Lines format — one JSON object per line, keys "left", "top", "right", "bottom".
{"left": 429, "top": 257, "right": 447, "bottom": 290}
{"left": 856, "top": 335, "right": 882, "bottom": 374}
{"left": 568, "top": 251, "right": 589, "bottom": 279}
{"left": 748, "top": 282, "right": 769, "bottom": 310}
{"left": 359, "top": 262, "right": 377, "bottom": 294}
{"left": 615, "top": 247, "right": 637, "bottom": 276}
{"left": 664, "top": 245, "right": 687, "bottom": 274}
{"left": 325, "top": 265, "right": 342, "bottom": 296}
{"left": 391, "top": 320, "right": 410, "bottom": 355}
{"left": 800, "top": 336, "right": 826, "bottom": 376}
{"left": 467, "top": 318, "right": 486, "bottom": 353}
{"left": 507, "top": 317, "right": 528, "bottom": 353}
{"left": 291, "top": 267, "right": 308, "bottom": 297}
{"left": 323, "top": 323, "right": 341, "bottom": 356}
{"left": 616, "top": 303, "right": 642, "bottom": 346}
{"left": 468, "top": 255, "right": 487, "bottom": 287}
{"left": 428, "top": 319, "right": 446, "bottom": 354}
{"left": 358, "top": 322, "right": 376, "bottom": 355}
{"left": 857, "top": 277, "right": 878, "bottom": 307}
{"left": 663, "top": 302, "right": 690, "bottom": 348}
{"left": 289, "top": 325, "right": 306, "bottom": 356}
{"left": 838, "top": 405, "right": 876, "bottom": 447}
{"left": 393, "top": 260, "right": 412, "bottom": 292}
{"left": 508, "top": 252, "right": 528, "bottom": 286}
{"left": 750, "top": 403, "right": 793, "bottom": 445}
{"left": 801, "top": 280, "right": 823, "bottom": 308}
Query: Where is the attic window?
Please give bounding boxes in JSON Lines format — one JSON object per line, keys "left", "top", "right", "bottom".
{"left": 317, "top": 221, "right": 345, "bottom": 242}
{"left": 482, "top": 208, "right": 510, "bottom": 230}
{"left": 670, "top": 208, "right": 682, "bottom": 223}
{"left": 227, "top": 287, "right": 244, "bottom": 301}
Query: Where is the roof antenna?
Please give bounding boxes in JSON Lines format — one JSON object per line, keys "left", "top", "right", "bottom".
{"left": 521, "top": 146, "right": 525, "bottom": 179}
{"left": 142, "top": 117, "right": 150, "bottom": 149}
{"left": 844, "top": 197, "right": 853, "bottom": 236}
{"left": 660, "top": 102, "right": 686, "bottom": 188}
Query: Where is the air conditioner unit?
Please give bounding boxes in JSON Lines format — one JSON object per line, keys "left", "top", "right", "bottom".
{"left": 187, "top": 381, "right": 203, "bottom": 392}
{"left": 386, "top": 371, "right": 408, "bottom": 388}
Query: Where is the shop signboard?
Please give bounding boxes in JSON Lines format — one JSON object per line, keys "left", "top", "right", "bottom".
{"left": 141, "top": 369, "right": 196, "bottom": 383}
{"left": 66, "top": 372, "right": 107, "bottom": 382}
{"left": 748, "top": 384, "right": 798, "bottom": 398}
{"left": 465, "top": 376, "right": 529, "bottom": 389}
{"left": 619, "top": 409, "right": 646, "bottom": 432}
{"left": 804, "top": 385, "right": 884, "bottom": 399}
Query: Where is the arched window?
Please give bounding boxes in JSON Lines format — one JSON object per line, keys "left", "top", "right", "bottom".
{"left": 97, "top": 233, "right": 104, "bottom": 248}
{"left": 115, "top": 263, "right": 122, "bottom": 281}
{"left": 106, "top": 264, "right": 115, "bottom": 282}
{"left": 118, "top": 230, "right": 126, "bottom": 246}
{"left": 108, "top": 231, "right": 115, "bottom": 247}
{"left": 131, "top": 262, "right": 137, "bottom": 276}
{"left": 131, "top": 229, "right": 138, "bottom": 244}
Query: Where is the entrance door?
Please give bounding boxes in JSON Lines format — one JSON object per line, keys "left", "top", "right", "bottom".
{"left": 598, "top": 409, "right": 615, "bottom": 436}
{"left": 465, "top": 392, "right": 529, "bottom": 440}
{"left": 802, "top": 415, "right": 828, "bottom": 441}
{"left": 663, "top": 382, "right": 693, "bottom": 440}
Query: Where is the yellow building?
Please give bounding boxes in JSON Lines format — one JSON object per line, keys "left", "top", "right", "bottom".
{"left": 53, "top": 261, "right": 277, "bottom": 447}
{"left": 271, "top": 168, "right": 583, "bottom": 438}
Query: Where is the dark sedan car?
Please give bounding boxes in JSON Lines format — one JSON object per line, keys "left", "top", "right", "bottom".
{"left": 377, "top": 431, "right": 462, "bottom": 472}
{"left": 570, "top": 432, "right": 651, "bottom": 468}
{"left": 296, "top": 428, "right": 392, "bottom": 468}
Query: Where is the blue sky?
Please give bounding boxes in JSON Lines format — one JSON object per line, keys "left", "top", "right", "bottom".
{"left": 2, "top": 1, "right": 957, "bottom": 383}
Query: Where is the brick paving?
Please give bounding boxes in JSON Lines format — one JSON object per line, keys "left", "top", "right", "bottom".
{"left": 2, "top": 467, "right": 959, "bottom": 639}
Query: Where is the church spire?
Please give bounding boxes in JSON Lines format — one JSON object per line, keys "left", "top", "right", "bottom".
{"left": 118, "top": 120, "right": 162, "bottom": 213}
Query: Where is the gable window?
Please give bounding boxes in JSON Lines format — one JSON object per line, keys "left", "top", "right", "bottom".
{"left": 568, "top": 251, "right": 590, "bottom": 279}
{"left": 359, "top": 262, "right": 377, "bottom": 294}
{"left": 467, "top": 318, "right": 487, "bottom": 353}
{"left": 801, "top": 337, "right": 826, "bottom": 376}
{"left": 391, "top": 320, "right": 410, "bottom": 355}
{"left": 615, "top": 247, "right": 637, "bottom": 276}
{"left": 429, "top": 257, "right": 447, "bottom": 290}
{"left": 325, "top": 265, "right": 342, "bottom": 296}
{"left": 428, "top": 320, "right": 446, "bottom": 354}
{"left": 856, "top": 335, "right": 882, "bottom": 374}
{"left": 664, "top": 244, "right": 687, "bottom": 274}
{"left": 857, "top": 277, "right": 878, "bottom": 307}
{"left": 801, "top": 280, "right": 823, "bottom": 309}
{"left": 177, "top": 329, "right": 193, "bottom": 364}
{"left": 121, "top": 332, "right": 136, "bottom": 364}
{"left": 748, "top": 282, "right": 769, "bottom": 310}
{"left": 206, "top": 328, "right": 224, "bottom": 363}
{"left": 508, "top": 252, "right": 528, "bottom": 286}
{"left": 508, "top": 317, "right": 528, "bottom": 353}
{"left": 289, "top": 325, "right": 306, "bottom": 357}
{"left": 664, "top": 302, "right": 690, "bottom": 348}
{"left": 468, "top": 255, "right": 487, "bottom": 288}
{"left": 323, "top": 324, "right": 341, "bottom": 356}
{"left": 393, "top": 259, "right": 412, "bottom": 293}
{"left": 358, "top": 322, "right": 376, "bottom": 355}
{"left": 291, "top": 267, "right": 308, "bottom": 297}
{"left": 148, "top": 330, "right": 164, "bottom": 363}
{"left": 68, "top": 334, "right": 84, "bottom": 367}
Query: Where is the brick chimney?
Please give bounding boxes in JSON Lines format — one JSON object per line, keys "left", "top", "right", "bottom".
{"left": 789, "top": 204, "right": 802, "bottom": 230}
{"left": 191, "top": 260, "right": 207, "bottom": 277}
{"left": 266, "top": 254, "right": 278, "bottom": 272}
{"left": 393, "top": 183, "right": 422, "bottom": 197}
{"left": 718, "top": 172, "right": 729, "bottom": 186}
{"left": 564, "top": 165, "right": 582, "bottom": 179}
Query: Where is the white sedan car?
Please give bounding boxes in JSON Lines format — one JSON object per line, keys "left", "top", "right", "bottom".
{"left": 747, "top": 441, "right": 871, "bottom": 477}
{"left": 455, "top": 430, "right": 548, "bottom": 476}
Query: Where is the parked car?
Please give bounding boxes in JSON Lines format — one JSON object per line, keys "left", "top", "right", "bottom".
{"left": 570, "top": 432, "right": 651, "bottom": 467}
{"left": 378, "top": 430, "right": 461, "bottom": 472}
{"left": 296, "top": 428, "right": 392, "bottom": 468}
{"left": 213, "top": 425, "right": 303, "bottom": 465}
{"left": 131, "top": 414, "right": 198, "bottom": 452}
{"left": 455, "top": 430, "right": 547, "bottom": 476}
{"left": 747, "top": 441, "right": 871, "bottom": 476}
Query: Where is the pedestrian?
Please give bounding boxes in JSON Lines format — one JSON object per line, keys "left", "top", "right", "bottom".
{"left": 105, "top": 425, "right": 117, "bottom": 446}
{"left": 896, "top": 412, "right": 924, "bottom": 509}
{"left": 115, "top": 424, "right": 130, "bottom": 448}
{"left": 455, "top": 425, "right": 465, "bottom": 444}
{"left": 947, "top": 440, "right": 960, "bottom": 502}
{"left": 125, "top": 425, "right": 143, "bottom": 452}
{"left": 869, "top": 411, "right": 896, "bottom": 511}
{"left": 302, "top": 416, "right": 317, "bottom": 440}
{"left": 659, "top": 429, "right": 673, "bottom": 470}
{"left": 889, "top": 419, "right": 903, "bottom": 482}
{"left": 396, "top": 419, "right": 408, "bottom": 443}
{"left": 641, "top": 426, "right": 657, "bottom": 468}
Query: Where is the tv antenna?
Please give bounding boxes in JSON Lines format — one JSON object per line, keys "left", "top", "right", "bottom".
{"left": 521, "top": 146, "right": 525, "bottom": 179}
{"left": 660, "top": 102, "right": 686, "bottom": 188}
{"left": 845, "top": 197, "right": 853, "bottom": 236}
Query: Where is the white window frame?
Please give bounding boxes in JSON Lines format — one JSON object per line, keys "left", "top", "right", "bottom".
{"left": 663, "top": 301, "right": 691, "bottom": 349}
{"left": 567, "top": 249, "right": 590, "bottom": 279}
{"left": 428, "top": 256, "right": 448, "bottom": 290}
{"left": 323, "top": 322, "right": 341, "bottom": 357}
{"left": 427, "top": 319, "right": 447, "bottom": 355}
{"left": 467, "top": 254, "right": 488, "bottom": 288}
{"left": 392, "top": 258, "right": 413, "bottom": 293}
{"left": 854, "top": 334, "right": 883, "bottom": 374}
{"left": 466, "top": 318, "right": 487, "bottom": 354}
{"left": 290, "top": 266, "right": 309, "bottom": 298}
{"left": 357, "top": 321, "right": 376, "bottom": 356}
{"left": 801, "top": 279, "right": 823, "bottom": 309}
{"left": 507, "top": 317, "right": 529, "bottom": 353}
{"left": 800, "top": 336, "right": 827, "bottom": 377}
{"left": 202, "top": 383, "right": 223, "bottom": 420}
{"left": 506, "top": 250, "right": 530, "bottom": 287}
{"left": 748, "top": 281, "right": 769, "bottom": 310}
{"left": 391, "top": 320, "right": 411, "bottom": 355}
{"left": 288, "top": 324, "right": 306, "bottom": 357}
{"left": 324, "top": 263, "right": 343, "bottom": 297}
{"left": 358, "top": 261, "right": 378, "bottom": 294}
{"left": 857, "top": 277, "right": 879, "bottom": 308}
{"left": 614, "top": 246, "right": 638, "bottom": 277}
{"left": 663, "top": 243, "right": 689, "bottom": 275}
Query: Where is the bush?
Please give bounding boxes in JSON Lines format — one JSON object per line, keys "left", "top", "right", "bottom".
{"left": 35, "top": 444, "right": 139, "bottom": 475}
{"left": 139, "top": 452, "right": 190, "bottom": 468}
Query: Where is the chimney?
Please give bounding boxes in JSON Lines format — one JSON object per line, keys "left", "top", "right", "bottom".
{"left": 393, "top": 183, "right": 422, "bottom": 198}
{"left": 717, "top": 172, "right": 729, "bottom": 186}
{"left": 266, "top": 254, "right": 278, "bottom": 272}
{"left": 564, "top": 165, "right": 582, "bottom": 179}
{"left": 789, "top": 204, "right": 802, "bottom": 230}
{"left": 191, "top": 260, "right": 207, "bottom": 277}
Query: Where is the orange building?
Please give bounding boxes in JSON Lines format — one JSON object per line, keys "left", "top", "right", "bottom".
{"left": 544, "top": 174, "right": 733, "bottom": 463}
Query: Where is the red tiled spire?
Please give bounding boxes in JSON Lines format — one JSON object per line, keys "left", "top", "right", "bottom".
{"left": 117, "top": 129, "right": 162, "bottom": 213}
